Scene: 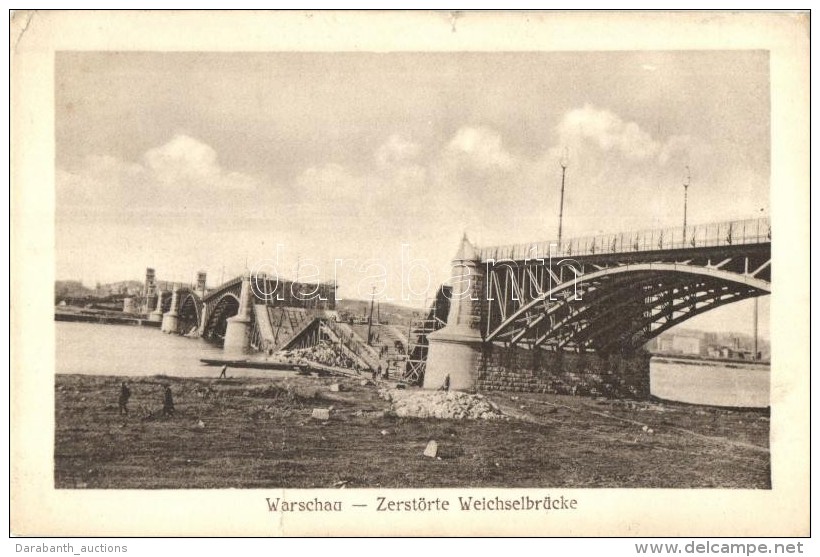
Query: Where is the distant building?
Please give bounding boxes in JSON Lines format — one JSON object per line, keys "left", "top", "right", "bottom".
{"left": 651, "top": 329, "right": 767, "bottom": 361}
{"left": 656, "top": 334, "right": 701, "bottom": 355}
{"left": 735, "top": 348, "right": 756, "bottom": 360}
{"left": 707, "top": 344, "right": 757, "bottom": 361}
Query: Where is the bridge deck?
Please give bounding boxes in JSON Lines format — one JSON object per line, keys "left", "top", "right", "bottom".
{"left": 478, "top": 217, "right": 770, "bottom": 262}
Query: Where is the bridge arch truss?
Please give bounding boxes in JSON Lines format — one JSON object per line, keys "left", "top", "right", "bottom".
{"left": 483, "top": 244, "right": 770, "bottom": 354}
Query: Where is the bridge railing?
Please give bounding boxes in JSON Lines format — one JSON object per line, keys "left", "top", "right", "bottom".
{"left": 478, "top": 217, "right": 770, "bottom": 261}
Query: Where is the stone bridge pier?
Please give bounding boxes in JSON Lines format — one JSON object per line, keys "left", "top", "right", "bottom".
{"left": 161, "top": 288, "right": 179, "bottom": 334}
{"left": 423, "top": 235, "right": 485, "bottom": 391}
{"left": 149, "top": 290, "right": 165, "bottom": 322}
{"left": 422, "top": 235, "right": 654, "bottom": 397}
{"left": 223, "top": 272, "right": 253, "bottom": 355}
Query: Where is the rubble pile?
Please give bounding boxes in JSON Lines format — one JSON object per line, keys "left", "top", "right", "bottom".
{"left": 380, "top": 389, "right": 507, "bottom": 420}
{"left": 282, "top": 342, "right": 365, "bottom": 371}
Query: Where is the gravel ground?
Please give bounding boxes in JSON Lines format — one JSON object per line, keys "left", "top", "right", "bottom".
{"left": 54, "top": 373, "right": 770, "bottom": 489}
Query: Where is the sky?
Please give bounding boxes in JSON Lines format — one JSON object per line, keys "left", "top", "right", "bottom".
{"left": 54, "top": 50, "right": 770, "bottom": 338}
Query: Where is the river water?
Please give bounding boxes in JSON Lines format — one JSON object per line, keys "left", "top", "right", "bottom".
{"left": 57, "top": 322, "right": 770, "bottom": 407}
{"left": 650, "top": 357, "right": 770, "bottom": 408}
{"left": 55, "top": 321, "right": 289, "bottom": 379}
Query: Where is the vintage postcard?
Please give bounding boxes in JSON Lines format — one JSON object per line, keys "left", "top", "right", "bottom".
{"left": 10, "top": 11, "right": 809, "bottom": 536}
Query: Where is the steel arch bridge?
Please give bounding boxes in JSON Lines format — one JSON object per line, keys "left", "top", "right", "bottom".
{"left": 478, "top": 217, "right": 771, "bottom": 354}
{"left": 199, "top": 276, "right": 244, "bottom": 342}
{"left": 152, "top": 276, "right": 255, "bottom": 341}
{"left": 151, "top": 282, "right": 206, "bottom": 335}
{"left": 197, "top": 275, "right": 337, "bottom": 345}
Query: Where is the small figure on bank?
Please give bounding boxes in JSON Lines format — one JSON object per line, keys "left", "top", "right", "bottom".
{"left": 118, "top": 381, "right": 131, "bottom": 415}
{"left": 162, "top": 385, "right": 175, "bottom": 416}
{"left": 440, "top": 374, "right": 450, "bottom": 392}
{"left": 219, "top": 364, "right": 228, "bottom": 379}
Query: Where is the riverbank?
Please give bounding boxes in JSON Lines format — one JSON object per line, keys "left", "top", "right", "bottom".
{"left": 55, "top": 373, "right": 770, "bottom": 489}
{"left": 55, "top": 308, "right": 160, "bottom": 327}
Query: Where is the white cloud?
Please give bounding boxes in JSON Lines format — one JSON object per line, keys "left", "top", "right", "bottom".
{"left": 57, "top": 135, "right": 264, "bottom": 214}
{"left": 57, "top": 155, "right": 147, "bottom": 210}
{"left": 557, "top": 105, "right": 660, "bottom": 161}
{"left": 297, "top": 134, "right": 434, "bottom": 207}
{"left": 553, "top": 105, "right": 708, "bottom": 171}
{"left": 375, "top": 134, "right": 420, "bottom": 169}
{"left": 143, "top": 134, "right": 258, "bottom": 191}
{"left": 445, "top": 126, "right": 516, "bottom": 171}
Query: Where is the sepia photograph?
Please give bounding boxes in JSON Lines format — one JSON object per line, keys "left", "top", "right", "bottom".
{"left": 11, "top": 10, "right": 809, "bottom": 537}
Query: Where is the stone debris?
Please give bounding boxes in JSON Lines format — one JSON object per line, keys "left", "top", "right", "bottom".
{"left": 311, "top": 408, "right": 331, "bottom": 421}
{"left": 329, "top": 384, "right": 341, "bottom": 392}
{"left": 359, "top": 379, "right": 372, "bottom": 387}
{"left": 196, "top": 420, "right": 205, "bottom": 429}
{"left": 288, "top": 342, "right": 364, "bottom": 372}
{"left": 380, "top": 389, "right": 507, "bottom": 420}
{"left": 423, "top": 440, "right": 438, "bottom": 458}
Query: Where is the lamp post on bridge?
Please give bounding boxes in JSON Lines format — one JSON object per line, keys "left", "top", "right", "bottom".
{"left": 683, "top": 166, "right": 691, "bottom": 242}
{"left": 557, "top": 148, "right": 569, "bottom": 247}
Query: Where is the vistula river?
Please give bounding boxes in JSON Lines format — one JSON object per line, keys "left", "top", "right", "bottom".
{"left": 56, "top": 322, "right": 769, "bottom": 407}
{"left": 55, "top": 321, "right": 293, "bottom": 379}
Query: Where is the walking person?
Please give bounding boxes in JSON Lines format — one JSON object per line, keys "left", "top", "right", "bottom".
{"left": 219, "top": 364, "right": 228, "bottom": 379}
{"left": 118, "top": 381, "right": 131, "bottom": 415}
{"left": 162, "top": 385, "right": 175, "bottom": 417}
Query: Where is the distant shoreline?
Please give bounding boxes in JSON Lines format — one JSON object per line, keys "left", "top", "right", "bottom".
{"left": 651, "top": 354, "right": 771, "bottom": 368}
{"left": 55, "top": 311, "right": 161, "bottom": 327}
